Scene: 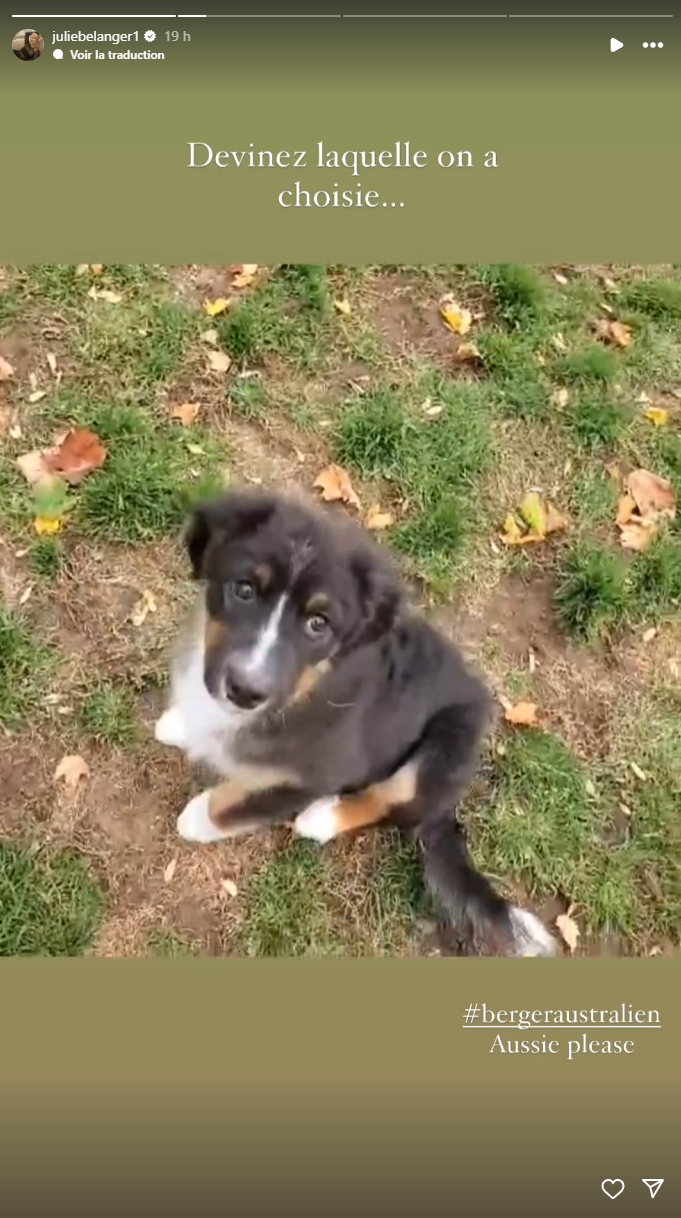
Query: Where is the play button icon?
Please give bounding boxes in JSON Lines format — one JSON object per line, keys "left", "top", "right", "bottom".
{"left": 611, "top": 37, "right": 624, "bottom": 52}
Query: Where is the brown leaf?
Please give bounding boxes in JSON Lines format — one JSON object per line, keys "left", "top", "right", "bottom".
{"left": 619, "top": 521, "right": 657, "bottom": 552}
{"left": 90, "top": 264, "right": 104, "bottom": 276}
{"left": 231, "top": 264, "right": 258, "bottom": 288}
{"left": 43, "top": 428, "right": 107, "bottom": 486}
{"left": 54, "top": 754, "right": 90, "bottom": 790}
{"left": 455, "top": 341, "right": 482, "bottom": 363}
{"left": 221, "top": 878, "right": 238, "bottom": 898}
{"left": 504, "top": 701, "right": 538, "bottom": 727}
{"left": 16, "top": 450, "right": 51, "bottom": 485}
{"left": 556, "top": 909, "right": 580, "bottom": 953}
{"left": 313, "top": 463, "right": 361, "bottom": 510}
{"left": 170, "top": 402, "right": 200, "bottom": 427}
{"left": 544, "top": 503, "right": 569, "bottom": 535}
{"left": 87, "top": 286, "right": 122, "bottom": 304}
{"left": 365, "top": 505, "right": 395, "bottom": 531}
{"left": 595, "top": 318, "right": 632, "bottom": 349}
{"left": 207, "top": 350, "right": 232, "bottom": 374}
{"left": 163, "top": 858, "right": 177, "bottom": 884}
{"left": 130, "top": 589, "right": 158, "bottom": 627}
{"left": 642, "top": 626, "right": 657, "bottom": 644}
{"left": 334, "top": 298, "right": 351, "bottom": 316}
{"left": 0, "top": 355, "right": 15, "bottom": 381}
{"left": 46, "top": 352, "right": 59, "bottom": 377}
{"left": 627, "top": 468, "right": 676, "bottom": 522}
{"left": 616, "top": 494, "right": 636, "bottom": 527}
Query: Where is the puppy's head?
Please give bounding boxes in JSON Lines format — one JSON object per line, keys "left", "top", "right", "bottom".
{"left": 184, "top": 489, "right": 402, "bottom": 712}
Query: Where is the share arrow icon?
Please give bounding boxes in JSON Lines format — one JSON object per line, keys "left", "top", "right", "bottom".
{"left": 642, "top": 1180, "right": 664, "bottom": 1199}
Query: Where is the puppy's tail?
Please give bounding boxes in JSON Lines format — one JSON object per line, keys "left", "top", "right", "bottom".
{"left": 418, "top": 818, "right": 555, "bottom": 958}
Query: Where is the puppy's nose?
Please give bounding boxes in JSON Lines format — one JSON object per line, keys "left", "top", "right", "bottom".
{"left": 224, "top": 670, "right": 269, "bottom": 710}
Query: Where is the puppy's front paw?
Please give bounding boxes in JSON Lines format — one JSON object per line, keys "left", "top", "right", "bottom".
{"left": 177, "top": 792, "right": 226, "bottom": 844}
{"left": 154, "top": 706, "right": 186, "bottom": 749}
{"left": 293, "top": 796, "right": 340, "bottom": 845}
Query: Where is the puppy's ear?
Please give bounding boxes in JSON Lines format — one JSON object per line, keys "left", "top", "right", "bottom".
{"left": 348, "top": 551, "right": 402, "bottom": 647}
{"left": 183, "top": 491, "right": 276, "bottom": 579}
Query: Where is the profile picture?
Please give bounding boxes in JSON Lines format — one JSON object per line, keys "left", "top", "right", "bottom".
{"left": 12, "top": 29, "right": 44, "bottom": 61}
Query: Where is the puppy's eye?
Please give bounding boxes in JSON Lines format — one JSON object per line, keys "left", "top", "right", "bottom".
{"left": 231, "top": 579, "right": 256, "bottom": 602}
{"left": 305, "top": 613, "right": 329, "bottom": 637}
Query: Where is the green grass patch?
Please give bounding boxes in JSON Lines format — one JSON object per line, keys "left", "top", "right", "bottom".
{"left": 555, "top": 344, "right": 617, "bottom": 384}
{"left": 476, "top": 331, "right": 548, "bottom": 419}
{"left": 0, "top": 605, "right": 55, "bottom": 730}
{"left": 469, "top": 729, "right": 672, "bottom": 942}
{"left": 622, "top": 279, "right": 681, "bottom": 321}
{"left": 29, "top": 536, "right": 64, "bottom": 580}
{"left": 0, "top": 842, "right": 103, "bottom": 955}
{"left": 79, "top": 682, "right": 138, "bottom": 745}
{"left": 0, "top": 290, "right": 20, "bottom": 330}
{"left": 84, "top": 299, "right": 200, "bottom": 387}
{"left": 568, "top": 465, "right": 619, "bottom": 530}
{"left": 228, "top": 377, "right": 269, "bottom": 420}
{"left": 147, "top": 927, "right": 199, "bottom": 957}
{"left": 566, "top": 389, "right": 631, "bottom": 450}
{"left": 555, "top": 542, "right": 629, "bottom": 642}
{"left": 479, "top": 263, "right": 548, "bottom": 327}
{"left": 237, "top": 840, "right": 339, "bottom": 957}
{"left": 217, "top": 266, "right": 332, "bottom": 369}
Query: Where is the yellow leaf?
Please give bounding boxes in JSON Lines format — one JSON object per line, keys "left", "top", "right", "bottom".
{"left": 365, "top": 505, "right": 395, "bottom": 531}
{"left": 171, "top": 402, "right": 200, "bottom": 427}
{"left": 54, "top": 754, "right": 90, "bottom": 790}
{"left": 644, "top": 407, "right": 669, "bottom": 428}
{"left": 439, "top": 294, "right": 472, "bottom": 336}
{"left": 504, "top": 701, "right": 539, "bottom": 727}
{"left": 519, "top": 491, "right": 547, "bottom": 538}
{"left": 334, "top": 298, "right": 351, "bottom": 316}
{"left": 555, "top": 910, "right": 580, "bottom": 953}
{"left": 203, "top": 297, "right": 231, "bottom": 317}
{"left": 207, "top": 350, "right": 232, "bottom": 374}
{"left": 34, "top": 516, "right": 63, "bottom": 535}
{"left": 313, "top": 463, "right": 361, "bottom": 510}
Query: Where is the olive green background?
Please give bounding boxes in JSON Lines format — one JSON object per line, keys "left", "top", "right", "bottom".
{"left": 3, "top": 10, "right": 678, "bottom": 261}
{"left": 2, "top": 7, "right": 679, "bottom": 1206}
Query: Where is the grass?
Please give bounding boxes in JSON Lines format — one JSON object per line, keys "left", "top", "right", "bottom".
{"left": 0, "top": 842, "right": 103, "bottom": 955}
{"left": 1, "top": 260, "right": 680, "bottom": 957}
{"left": 0, "top": 605, "right": 55, "bottom": 730}
{"left": 79, "top": 682, "right": 138, "bottom": 745}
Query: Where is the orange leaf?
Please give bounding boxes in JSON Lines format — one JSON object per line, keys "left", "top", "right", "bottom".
{"left": 365, "top": 505, "right": 395, "bottom": 531}
{"left": 313, "top": 463, "right": 361, "bottom": 510}
{"left": 544, "top": 503, "right": 569, "bottom": 534}
{"left": 596, "top": 318, "right": 632, "bottom": 349}
{"left": 171, "top": 402, "right": 200, "bottom": 427}
{"left": 619, "top": 521, "right": 658, "bottom": 552}
{"left": 43, "top": 428, "right": 107, "bottom": 486}
{"left": 616, "top": 494, "right": 636, "bottom": 527}
{"left": 627, "top": 469, "right": 676, "bottom": 523}
{"left": 504, "top": 701, "right": 539, "bottom": 727}
{"left": 54, "top": 754, "right": 90, "bottom": 790}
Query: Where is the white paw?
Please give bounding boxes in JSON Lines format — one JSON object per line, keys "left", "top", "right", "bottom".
{"left": 293, "top": 796, "right": 340, "bottom": 844}
{"left": 154, "top": 706, "right": 186, "bottom": 749}
{"left": 510, "top": 907, "right": 556, "bottom": 958}
{"left": 177, "top": 792, "right": 226, "bottom": 843}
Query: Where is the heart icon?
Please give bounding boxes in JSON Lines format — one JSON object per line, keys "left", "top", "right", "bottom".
{"left": 602, "top": 1180, "right": 625, "bottom": 1199}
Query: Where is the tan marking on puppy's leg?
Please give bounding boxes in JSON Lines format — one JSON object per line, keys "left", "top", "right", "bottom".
{"left": 294, "top": 759, "right": 420, "bottom": 844}
{"left": 288, "top": 659, "right": 332, "bottom": 705}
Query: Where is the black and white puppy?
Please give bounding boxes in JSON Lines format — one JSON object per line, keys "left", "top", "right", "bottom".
{"left": 154, "top": 488, "right": 555, "bottom": 958}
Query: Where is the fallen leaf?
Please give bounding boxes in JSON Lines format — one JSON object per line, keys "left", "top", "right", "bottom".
{"left": 29, "top": 371, "right": 38, "bottom": 392}
{"left": 649, "top": 946, "right": 662, "bottom": 957}
{"left": 550, "top": 387, "right": 570, "bottom": 408}
{"left": 75, "top": 264, "right": 89, "bottom": 276}
{"left": 0, "top": 356, "right": 15, "bottom": 380}
{"left": 19, "top": 583, "right": 34, "bottom": 606}
{"left": 46, "top": 353, "right": 58, "bottom": 377}
{"left": 34, "top": 516, "right": 62, "bottom": 535}
{"left": 627, "top": 469, "right": 676, "bottom": 522}
{"left": 334, "top": 298, "right": 351, "bottom": 316}
{"left": 203, "top": 297, "right": 231, "bottom": 317}
{"left": 186, "top": 442, "right": 205, "bottom": 456}
{"left": 54, "top": 754, "right": 90, "bottom": 790}
{"left": 585, "top": 778, "right": 596, "bottom": 797}
{"left": 130, "top": 589, "right": 158, "bottom": 627}
{"left": 421, "top": 398, "right": 443, "bottom": 418}
{"left": 455, "top": 341, "right": 482, "bottom": 363}
{"left": 28, "top": 391, "right": 47, "bottom": 404}
{"left": 616, "top": 494, "right": 636, "bottom": 527}
{"left": 221, "top": 878, "right": 238, "bottom": 898}
{"left": 603, "top": 277, "right": 619, "bottom": 292}
{"left": 43, "top": 428, "right": 107, "bottom": 486}
{"left": 636, "top": 390, "right": 652, "bottom": 405}
{"left": 365, "top": 505, "right": 395, "bottom": 531}
{"left": 170, "top": 402, "right": 200, "bottom": 427}
{"left": 87, "top": 286, "right": 122, "bottom": 304}
{"left": 500, "top": 512, "right": 537, "bottom": 546}
{"left": 595, "top": 318, "right": 632, "bottom": 349}
{"left": 556, "top": 909, "right": 580, "bottom": 953}
{"left": 504, "top": 701, "right": 538, "bottom": 727}
{"left": 313, "top": 463, "right": 361, "bottom": 510}
{"left": 90, "top": 264, "right": 103, "bottom": 276}
{"left": 551, "top": 333, "right": 568, "bottom": 353}
{"left": 519, "top": 491, "right": 547, "bottom": 537}
{"left": 439, "top": 294, "right": 472, "bottom": 336}
{"left": 163, "top": 858, "right": 177, "bottom": 884}
{"left": 544, "top": 503, "right": 569, "bottom": 535}
{"left": 231, "top": 264, "right": 258, "bottom": 288}
{"left": 642, "top": 626, "right": 657, "bottom": 644}
{"left": 207, "top": 350, "right": 232, "bottom": 374}
{"left": 620, "top": 521, "right": 657, "bottom": 551}
{"left": 201, "top": 328, "right": 219, "bottom": 346}
{"left": 630, "top": 761, "right": 647, "bottom": 782}
{"left": 9, "top": 423, "right": 22, "bottom": 439}
{"left": 644, "top": 406, "right": 669, "bottom": 428}
{"left": 553, "top": 272, "right": 569, "bottom": 286}
{"left": 16, "top": 450, "right": 50, "bottom": 485}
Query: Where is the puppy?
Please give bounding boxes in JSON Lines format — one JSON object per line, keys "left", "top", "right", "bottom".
{"left": 155, "top": 488, "right": 555, "bottom": 958}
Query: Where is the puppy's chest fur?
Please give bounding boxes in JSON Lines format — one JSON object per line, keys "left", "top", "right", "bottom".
{"left": 169, "top": 639, "right": 256, "bottom": 776}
